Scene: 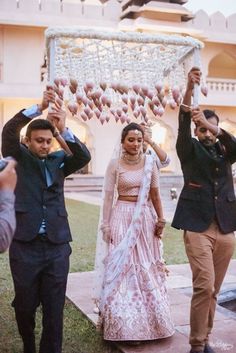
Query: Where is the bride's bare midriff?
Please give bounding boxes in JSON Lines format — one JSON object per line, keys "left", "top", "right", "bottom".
{"left": 118, "top": 195, "right": 138, "bottom": 202}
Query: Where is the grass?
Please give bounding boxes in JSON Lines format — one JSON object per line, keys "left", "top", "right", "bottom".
{"left": 0, "top": 198, "right": 235, "bottom": 353}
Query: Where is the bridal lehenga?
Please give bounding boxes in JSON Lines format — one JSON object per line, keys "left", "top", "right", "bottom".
{"left": 93, "top": 154, "right": 174, "bottom": 341}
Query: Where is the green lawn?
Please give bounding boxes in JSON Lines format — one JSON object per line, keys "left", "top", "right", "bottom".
{"left": 0, "top": 199, "right": 234, "bottom": 353}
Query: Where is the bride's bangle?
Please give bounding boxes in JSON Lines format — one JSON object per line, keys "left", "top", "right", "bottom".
{"left": 100, "top": 223, "right": 110, "bottom": 231}
{"left": 157, "top": 218, "right": 166, "bottom": 225}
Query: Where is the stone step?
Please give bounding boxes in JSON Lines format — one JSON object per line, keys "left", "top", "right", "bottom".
{"left": 64, "top": 185, "right": 102, "bottom": 192}
{"left": 64, "top": 174, "right": 184, "bottom": 194}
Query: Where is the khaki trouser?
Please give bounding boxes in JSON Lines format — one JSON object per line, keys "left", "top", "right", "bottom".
{"left": 184, "top": 222, "right": 235, "bottom": 351}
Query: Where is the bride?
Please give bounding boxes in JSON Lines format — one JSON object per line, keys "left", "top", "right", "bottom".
{"left": 93, "top": 122, "right": 174, "bottom": 342}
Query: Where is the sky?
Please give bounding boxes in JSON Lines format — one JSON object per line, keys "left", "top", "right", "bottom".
{"left": 185, "top": 0, "right": 236, "bottom": 16}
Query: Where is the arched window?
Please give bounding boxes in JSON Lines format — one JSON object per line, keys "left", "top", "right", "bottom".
{"left": 208, "top": 52, "right": 236, "bottom": 79}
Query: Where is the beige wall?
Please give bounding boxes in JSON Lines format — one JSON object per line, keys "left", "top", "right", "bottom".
{"left": 0, "top": 2, "right": 236, "bottom": 175}
{"left": 3, "top": 27, "right": 44, "bottom": 85}
{"left": 0, "top": 25, "right": 45, "bottom": 99}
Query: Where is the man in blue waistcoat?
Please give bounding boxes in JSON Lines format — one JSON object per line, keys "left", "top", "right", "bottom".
{"left": 2, "top": 86, "right": 91, "bottom": 353}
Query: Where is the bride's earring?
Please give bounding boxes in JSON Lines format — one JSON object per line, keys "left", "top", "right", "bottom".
{"left": 122, "top": 147, "right": 127, "bottom": 157}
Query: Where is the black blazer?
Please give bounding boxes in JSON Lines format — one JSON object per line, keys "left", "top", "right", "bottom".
{"left": 2, "top": 110, "right": 91, "bottom": 243}
{"left": 171, "top": 109, "right": 236, "bottom": 234}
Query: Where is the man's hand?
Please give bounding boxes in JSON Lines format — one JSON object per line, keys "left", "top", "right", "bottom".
{"left": 0, "top": 159, "right": 17, "bottom": 191}
{"left": 191, "top": 108, "right": 208, "bottom": 126}
{"left": 182, "top": 67, "right": 202, "bottom": 107}
{"left": 38, "top": 85, "right": 56, "bottom": 112}
{"left": 187, "top": 67, "right": 201, "bottom": 91}
{"left": 47, "top": 107, "right": 66, "bottom": 134}
{"left": 192, "top": 108, "right": 219, "bottom": 136}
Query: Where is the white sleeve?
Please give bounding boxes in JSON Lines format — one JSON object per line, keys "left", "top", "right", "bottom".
{"left": 156, "top": 154, "right": 170, "bottom": 169}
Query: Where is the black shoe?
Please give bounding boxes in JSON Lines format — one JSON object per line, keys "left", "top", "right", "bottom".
{"left": 24, "top": 348, "right": 36, "bottom": 353}
{"left": 190, "top": 349, "right": 204, "bottom": 353}
{"left": 23, "top": 341, "right": 36, "bottom": 353}
{"left": 204, "top": 343, "right": 216, "bottom": 353}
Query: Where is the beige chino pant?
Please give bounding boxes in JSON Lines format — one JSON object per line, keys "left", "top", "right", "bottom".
{"left": 184, "top": 222, "right": 235, "bottom": 351}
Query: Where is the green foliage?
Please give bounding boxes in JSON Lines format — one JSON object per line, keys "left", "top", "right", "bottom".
{"left": 163, "top": 224, "right": 188, "bottom": 265}
{"left": 65, "top": 199, "right": 99, "bottom": 273}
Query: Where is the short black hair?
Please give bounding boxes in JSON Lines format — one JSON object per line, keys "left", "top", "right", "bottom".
{"left": 203, "top": 109, "right": 219, "bottom": 124}
{"left": 26, "top": 119, "right": 55, "bottom": 138}
{"left": 121, "top": 122, "right": 144, "bottom": 143}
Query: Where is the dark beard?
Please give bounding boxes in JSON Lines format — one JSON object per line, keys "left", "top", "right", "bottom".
{"left": 201, "top": 138, "right": 215, "bottom": 147}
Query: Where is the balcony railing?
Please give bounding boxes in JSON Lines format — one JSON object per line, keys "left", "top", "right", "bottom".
{"left": 206, "top": 77, "right": 236, "bottom": 93}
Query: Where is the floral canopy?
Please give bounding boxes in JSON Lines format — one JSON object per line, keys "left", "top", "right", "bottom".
{"left": 45, "top": 27, "right": 204, "bottom": 124}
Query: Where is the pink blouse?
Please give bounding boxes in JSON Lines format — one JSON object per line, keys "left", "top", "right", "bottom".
{"left": 118, "top": 163, "right": 159, "bottom": 196}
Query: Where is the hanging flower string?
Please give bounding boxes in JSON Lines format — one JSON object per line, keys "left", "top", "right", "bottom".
{"left": 45, "top": 27, "right": 205, "bottom": 124}
{"left": 50, "top": 76, "right": 207, "bottom": 125}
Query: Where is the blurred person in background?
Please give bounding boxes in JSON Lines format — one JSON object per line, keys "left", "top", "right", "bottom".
{"left": 0, "top": 158, "right": 17, "bottom": 253}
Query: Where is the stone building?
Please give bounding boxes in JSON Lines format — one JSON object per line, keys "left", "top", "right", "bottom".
{"left": 0, "top": 0, "right": 236, "bottom": 176}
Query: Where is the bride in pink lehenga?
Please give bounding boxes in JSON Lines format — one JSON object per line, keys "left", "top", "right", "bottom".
{"left": 93, "top": 122, "right": 174, "bottom": 342}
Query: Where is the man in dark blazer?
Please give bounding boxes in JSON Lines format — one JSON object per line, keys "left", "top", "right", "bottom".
{"left": 1, "top": 87, "right": 91, "bottom": 353}
{"left": 172, "top": 67, "right": 236, "bottom": 353}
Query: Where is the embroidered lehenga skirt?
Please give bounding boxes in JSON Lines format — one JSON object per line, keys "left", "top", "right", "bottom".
{"left": 100, "top": 200, "right": 175, "bottom": 341}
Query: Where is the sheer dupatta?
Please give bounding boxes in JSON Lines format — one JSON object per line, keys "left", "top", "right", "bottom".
{"left": 92, "top": 157, "right": 119, "bottom": 305}
{"left": 94, "top": 154, "right": 155, "bottom": 312}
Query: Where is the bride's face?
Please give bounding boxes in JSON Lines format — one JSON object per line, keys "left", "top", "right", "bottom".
{"left": 123, "top": 130, "right": 143, "bottom": 155}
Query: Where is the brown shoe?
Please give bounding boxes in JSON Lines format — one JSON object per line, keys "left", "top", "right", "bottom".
{"left": 190, "top": 350, "right": 204, "bottom": 353}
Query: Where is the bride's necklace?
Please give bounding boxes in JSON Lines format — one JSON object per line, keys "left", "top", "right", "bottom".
{"left": 122, "top": 152, "right": 142, "bottom": 165}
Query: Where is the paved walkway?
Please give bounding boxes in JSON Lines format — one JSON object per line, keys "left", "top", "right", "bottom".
{"left": 65, "top": 191, "right": 236, "bottom": 353}
{"left": 66, "top": 261, "right": 236, "bottom": 353}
